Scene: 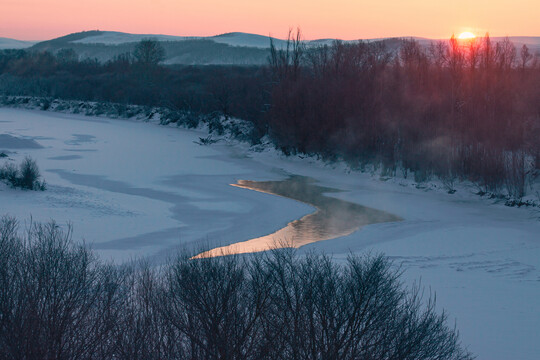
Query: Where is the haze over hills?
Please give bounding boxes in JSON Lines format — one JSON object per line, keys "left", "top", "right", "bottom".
{"left": 1, "top": 30, "right": 539, "bottom": 65}
{"left": 26, "top": 31, "right": 277, "bottom": 65}
{"left": 0, "top": 37, "right": 37, "bottom": 50}
{"left": 70, "top": 31, "right": 293, "bottom": 48}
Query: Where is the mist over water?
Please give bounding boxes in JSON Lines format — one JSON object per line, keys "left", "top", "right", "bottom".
{"left": 195, "top": 176, "right": 402, "bottom": 258}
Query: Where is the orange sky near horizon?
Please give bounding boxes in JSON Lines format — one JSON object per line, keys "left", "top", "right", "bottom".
{"left": 1, "top": 0, "right": 538, "bottom": 41}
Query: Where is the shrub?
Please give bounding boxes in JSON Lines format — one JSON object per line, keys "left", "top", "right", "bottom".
{"left": 0, "top": 217, "right": 123, "bottom": 360}
{"left": 0, "top": 217, "right": 473, "bottom": 360}
{"left": 19, "top": 156, "right": 40, "bottom": 189}
{"left": 0, "top": 156, "right": 45, "bottom": 190}
{"left": 158, "top": 249, "right": 472, "bottom": 360}
{"left": 0, "top": 162, "right": 19, "bottom": 186}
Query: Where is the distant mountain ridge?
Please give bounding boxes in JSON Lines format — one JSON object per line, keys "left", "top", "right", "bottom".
{"left": 0, "top": 37, "right": 37, "bottom": 50}
{"left": 69, "top": 31, "right": 292, "bottom": 49}
{"left": 2, "top": 31, "right": 539, "bottom": 65}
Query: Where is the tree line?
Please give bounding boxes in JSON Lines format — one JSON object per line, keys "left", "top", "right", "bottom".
{"left": 268, "top": 32, "right": 540, "bottom": 199}
{"left": 0, "top": 216, "right": 472, "bottom": 360}
{"left": 1, "top": 35, "right": 539, "bottom": 199}
{"left": 0, "top": 41, "right": 270, "bottom": 128}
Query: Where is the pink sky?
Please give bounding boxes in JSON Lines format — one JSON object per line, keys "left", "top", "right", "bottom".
{"left": 1, "top": 0, "right": 539, "bottom": 41}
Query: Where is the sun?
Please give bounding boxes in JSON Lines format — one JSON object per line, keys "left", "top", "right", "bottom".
{"left": 458, "top": 32, "right": 476, "bottom": 40}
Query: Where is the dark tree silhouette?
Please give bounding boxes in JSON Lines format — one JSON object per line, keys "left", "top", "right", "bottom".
{"left": 0, "top": 217, "right": 474, "bottom": 360}
{"left": 133, "top": 39, "right": 165, "bottom": 66}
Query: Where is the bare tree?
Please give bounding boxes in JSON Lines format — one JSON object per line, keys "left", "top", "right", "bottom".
{"left": 113, "top": 263, "right": 179, "bottom": 360}
{"left": 520, "top": 44, "right": 533, "bottom": 70}
{"left": 269, "top": 28, "right": 304, "bottom": 81}
{"left": 260, "top": 250, "right": 472, "bottom": 360}
{"left": 161, "top": 252, "right": 273, "bottom": 360}
{"left": 133, "top": 39, "right": 165, "bottom": 67}
{"left": 0, "top": 219, "right": 124, "bottom": 360}
{"left": 0, "top": 219, "right": 474, "bottom": 360}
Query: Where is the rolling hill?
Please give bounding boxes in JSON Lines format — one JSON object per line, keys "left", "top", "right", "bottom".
{"left": 28, "top": 31, "right": 273, "bottom": 65}
{"left": 1, "top": 31, "right": 539, "bottom": 65}
{"left": 0, "top": 37, "right": 36, "bottom": 50}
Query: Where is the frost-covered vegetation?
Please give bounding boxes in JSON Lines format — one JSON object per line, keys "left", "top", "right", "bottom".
{"left": 1, "top": 34, "right": 539, "bottom": 200}
{"left": 267, "top": 32, "right": 540, "bottom": 202}
{"left": 0, "top": 156, "right": 45, "bottom": 190}
{"left": 0, "top": 216, "right": 472, "bottom": 360}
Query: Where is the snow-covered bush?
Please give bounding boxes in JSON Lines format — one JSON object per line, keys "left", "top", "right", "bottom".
{"left": 0, "top": 156, "right": 45, "bottom": 190}
{"left": 0, "top": 162, "right": 18, "bottom": 186}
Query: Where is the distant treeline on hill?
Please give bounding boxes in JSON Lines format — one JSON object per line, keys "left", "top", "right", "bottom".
{"left": 0, "top": 34, "right": 539, "bottom": 200}
{"left": 0, "top": 45, "right": 270, "bottom": 131}
{"left": 28, "top": 30, "right": 271, "bottom": 65}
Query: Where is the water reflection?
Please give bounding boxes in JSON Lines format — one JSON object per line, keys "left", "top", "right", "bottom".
{"left": 195, "top": 176, "right": 401, "bottom": 258}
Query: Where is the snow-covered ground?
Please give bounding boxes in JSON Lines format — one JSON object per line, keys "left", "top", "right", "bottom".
{"left": 72, "top": 31, "right": 195, "bottom": 45}
{"left": 211, "top": 32, "right": 289, "bottom": 48}
{"left": 70, "top": 30, "right": 288, "bottom": 48}
{"left": 1, "top": 108, "right": 539, "bottom": 359}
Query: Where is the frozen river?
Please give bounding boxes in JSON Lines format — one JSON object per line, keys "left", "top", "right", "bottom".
{"left": 1, "top": 108, "right": 539, "bottom": 359}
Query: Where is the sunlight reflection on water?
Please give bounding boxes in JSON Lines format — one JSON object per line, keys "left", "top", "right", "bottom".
{"left": 194, "top": 175, "right": 402, "bottom": 258}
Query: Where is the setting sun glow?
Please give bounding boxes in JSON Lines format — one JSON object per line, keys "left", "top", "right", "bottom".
{"left": 458, "top": 31, "right": 476, "bottom": 39}
{"left": 2, "top": 1, "right": 540, "bottom": 41}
